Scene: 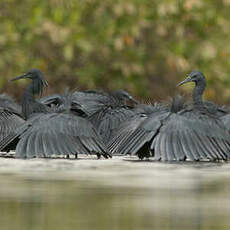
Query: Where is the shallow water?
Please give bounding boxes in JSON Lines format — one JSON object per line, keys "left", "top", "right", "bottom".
{"left": 0, "top": 156, "right": 230, "bottom": 230}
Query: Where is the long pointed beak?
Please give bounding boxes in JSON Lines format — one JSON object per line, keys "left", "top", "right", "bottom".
{"left": 177, "top": 76, "right": 192, "bottom": 86}
{"left": 11, "top": 73, "right": 28, "bottom": 81}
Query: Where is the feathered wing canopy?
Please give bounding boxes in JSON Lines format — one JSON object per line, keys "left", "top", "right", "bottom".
{"left": 108, "top": 103, "right": 169, "bottom": 157}
{"left": 18, "top": 113, "right": 110, "bottom": 158}
{"left": 108, "top": 91, "right": 230, "bottom": 161}
{"left": 39, "top": 89, "right": 73, "bottom": 108}
{"left": 203, "top": 100, "right": 229, "bottom": 117}
{"left": 108, "top": 114, "right": 149, "bottom": 156}
{"left": 71, "top": 89, "right": 138, "bottom": 144}
{"left": 39, "top": 94, "right": 62, "bottom": 107}
{"left": 72, "top": 90, "right": 110, "bottom": 116}
{"left": 0, "top": 94, "right": 22, "bottom": 115}
{"left": 0, "top": 112, "right": 110, "bottom": 159}
{"left": 151, "top": 110, "right": 230, "bottom": 161}
{"left": 3, "top": 70, "right": 111, "bottom": 158}
{"left": 108, "top": 108, "right": 170, "bottom": 158}
{"left": 109, "top": 107, "right": 230, "bottom": 161}
{"left": 0, "top": 108, "right": 25, "bottom": 152}
{"left": 72, "top": 89, "right": 138, "bottom": 116}
{"left": 0, "top": 94, "right": 25, "bottom": 152}
{"left": 89, "top": 107, "right": 136, "bottom": 143}
{"left": 221, "top": 114, "right": 230, "bottom": 132}
{"left": 39, "top": 89, "right": 88, "bottom": 117}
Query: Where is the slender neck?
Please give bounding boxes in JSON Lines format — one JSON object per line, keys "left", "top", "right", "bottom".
{"left": 21, "top": 80, "right": 47, "bottom": 119}
{"left": 192, "top": 80, "right": 206, "bottom": 106}
{"left": 22, "top": 84, "right": 36, "bottom": 102}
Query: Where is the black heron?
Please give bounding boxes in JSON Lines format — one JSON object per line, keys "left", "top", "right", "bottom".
{"left": 0, "top": 94, "right": 25, "bottom": 152}
{"left": 87, "top": 89, "right": 139, "bottom": 144}
{"left": 108, "top": 71, "right": 230, "bottom": 161}
{"left": 108, "top": 101, "right": 170, "bottom": 158}
{"left": 72, "top": 89, "right": 138, "bottom": 116}
{"left": 40, "top": 89, "right": 137, "bottom": 115}
{"left": 0, "top": 69, "right": 110, "bottom": 159}
{"left": 40, "top": 89, "right": 139, "bottom": 144}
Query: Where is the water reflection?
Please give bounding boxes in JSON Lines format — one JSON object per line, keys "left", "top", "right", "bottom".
{"left": 0, "top": 158, "right": 230, "bottom": 230}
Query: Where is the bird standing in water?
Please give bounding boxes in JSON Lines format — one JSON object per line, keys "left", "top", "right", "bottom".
{"left": 0, "top": 69, "right": 111, "bottom": 159}
{"left": 108, "top": 71, "right": 230, "bottom": 161}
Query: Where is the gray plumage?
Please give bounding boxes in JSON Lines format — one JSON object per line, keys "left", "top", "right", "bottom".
{"left": 0, "top": 94, "right": 25, "bottom": 152}
{"left": 108, "top": 71, "right": 230, "bottom": 161}
{"left": 40, "top": 87, "right": 139, "bottom": 144}
{"left": 72, "top": 89, "right": 138, "bottom": 116}
{"left": 108, "top": 103, "right": 169, "bottom": 159}
{"left": 89, "top": 106, "right": 136, "bottom": 143}
{"left": 14, "top": 112, "right": 108, "bottom": 158}
{"left": 40, "top": 89, "right": 138, "bottom": 142}
{"left": 87, "top": 90, "right": 138, "bottom": 143}
{"left": 0, "top": 94, "right": 22, "bottom": 115}
{"left": 1, "top": 69, "right": 110, "bottom": 159}
{"left": 11, "top": 68, "right": 49, "bottom": 119}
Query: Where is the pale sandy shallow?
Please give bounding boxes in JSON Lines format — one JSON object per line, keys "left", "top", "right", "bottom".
{"left": 1, "top": 153, "right": 230, "bottom": 230}
{"left": 0, "top": 153, "right": 229, "bottom": 189}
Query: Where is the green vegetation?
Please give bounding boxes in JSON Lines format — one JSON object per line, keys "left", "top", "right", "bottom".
{"left": 1, "top": 0, "right": 230, "bottom": 103}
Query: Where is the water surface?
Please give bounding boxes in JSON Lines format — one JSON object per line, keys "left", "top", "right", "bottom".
{"left": 0, "top": 156, "right": 230, "bottom": 230}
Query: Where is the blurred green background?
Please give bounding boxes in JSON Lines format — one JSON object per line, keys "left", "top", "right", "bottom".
{"left": 1, "top": 0, "right": 230, "bottom": 104}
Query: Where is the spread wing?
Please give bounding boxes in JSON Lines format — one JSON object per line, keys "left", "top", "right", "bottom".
{"left": 15, "top": 113, "right": 110, "bottom": 158}
{"left": 108, "top": 110, "right": 170, "bottom": 156}
{"left": 221, "top": 114, "right": 230, "bottom": 132}
{"left": 39, "top": 94, "right": 62, "bottom": 107}
{"left": 89, "top": 107, "right": 136, "bottom": 143}
{"left": 152, "top": 111, "right": 230, "bottom": 161}
{"left": 0, "top": 94, "right": 22, "bottom": 115}
{"left": 0, "top": 108, "right": 25, "bottom": 151}
{"left": 108, "top": 114, "right": 148, "bottom": 154}
{"left": 72, "top": 91, "right": 110, "bottom": 115}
